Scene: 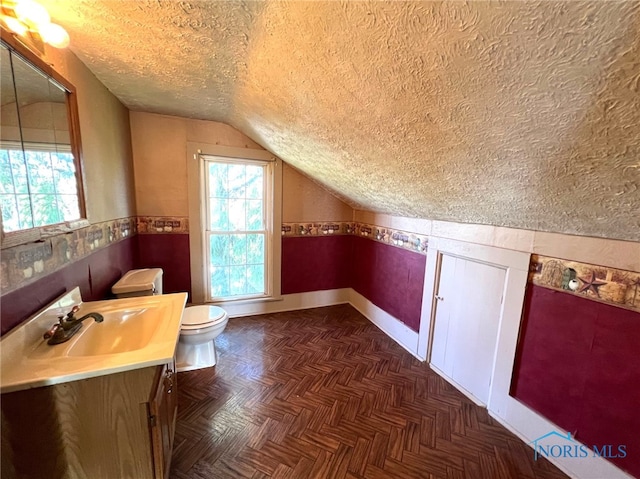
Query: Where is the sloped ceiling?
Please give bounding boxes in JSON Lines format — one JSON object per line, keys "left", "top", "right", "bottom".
{"left": 41, "top": 1, "right": 639, "bottom": 241}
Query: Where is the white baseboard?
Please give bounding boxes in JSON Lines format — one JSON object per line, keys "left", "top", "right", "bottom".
{"left": 348, "top": 289, "right": 420, "bottom": 359}
{"left": 220, "top": 288, "right": 351, "bottom": 318}
{"left": 489, "top": 408, "right": 634, "bottom": 479}
{"left": 488, "top": 397, "right": 634, "bottom": 479}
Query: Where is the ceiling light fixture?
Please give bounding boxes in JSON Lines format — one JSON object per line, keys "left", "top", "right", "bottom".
{"left": 1, "top": 0, "right": 70, "bottom": 48}
{"left": 14, "top": 0, "right": 50, "bottom": 28}
{"left": 38, "top": 21, "right": 69, "bottom": 48}
{"left": 1, "top": 14, "right": 28, "bottom": 36}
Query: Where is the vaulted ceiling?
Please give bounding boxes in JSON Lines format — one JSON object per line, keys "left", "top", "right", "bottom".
{"left": 41, "top": 1, "right": 639, "bottom": 241}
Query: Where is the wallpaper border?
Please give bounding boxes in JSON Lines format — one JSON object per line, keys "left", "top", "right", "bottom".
{"left": 530, "top": 254, "right": 640, "bottom": 312}
{"left": 281, "top": 221, "right": 429, "bottom": 255}
{"left": 1, "top": 216, "right": 137, "bottom": 295}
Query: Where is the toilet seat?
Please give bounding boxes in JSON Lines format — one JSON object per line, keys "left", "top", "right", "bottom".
{"left": 180, "top": 305, "right": 227, "bottom": 333}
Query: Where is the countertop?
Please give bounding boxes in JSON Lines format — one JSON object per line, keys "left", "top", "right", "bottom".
{"left": 0, "top": 288, "right": 187, "bottom": 394}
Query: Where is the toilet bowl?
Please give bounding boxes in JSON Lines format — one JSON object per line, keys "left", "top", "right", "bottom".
{"left": 176, "top": 305, "right": 229, "bottom": 372}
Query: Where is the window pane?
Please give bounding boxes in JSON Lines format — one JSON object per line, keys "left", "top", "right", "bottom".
{"left": 247, "top": 234, "right": 264, "bottom": 264}
{"left": 229, "top": 234, "right": 247, "bottom": 265}
{"left": 228, "top": 164, "right": 245, "bottom": 198}
{"left": 210, "top": 266, "right": 230, "bottom": 297}
{"left": 2, "top": 148, "right": 81, "bottom": 230}
{"left": 247, "top": 265, "right": 264, "bottom": 294}
{"left": 9, "top": 150, "right": 29, "bottom": 194}
{"left": 209, "top": 198, "right": 229, "bottom": 231}
{"left": 204, "top": 158, "right": 270, "bottom": 301}
{"left": 209, "top": 235, "right": 230, "bottom": 266}
{"left": 58, "top": 194, "right": 80, "bottom": 221}
{"left": 32, "top": 194, "right": 60, "bottom": 227}
{"left": 0, "top": 151, "right": 14, "bottom": 194}
{"left": 229, "top": 199, "right": 246, "bottom": 231}
{"left": 208, "top": 162, "right": 228, "bottom": 197}
{"left": 16, "top": 194, "right": 33, "bottom": 229}
{"left": 246, "top": 165, "right": 263, "bottom": 199}
{"left": 229, "top": 265, "right": 247, "bottom": 296}
{"left": 52, "top": 153, "right": 77, "bottom": 194}
{"left": 25, "top": 150, "right": 55, "bottom": 194}
{"left": 0, "top": 194, "right": 19, "bottom": 232}
{"left": 247, "top": 199, "right": 263, "bottom": 231}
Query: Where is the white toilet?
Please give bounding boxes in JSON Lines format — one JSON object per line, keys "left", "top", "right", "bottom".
{"left": 112, "top": 268, "right": 229, "bottom": 372}
{"left": 176, "top": 305, "right": 229, "bottom": 372}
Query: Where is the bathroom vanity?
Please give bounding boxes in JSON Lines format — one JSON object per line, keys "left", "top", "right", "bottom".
{"left": 2, "top": 361, "right": 176, "bottom": 479}
{"left": 0, "top": 288, "right": 187, "bottom": 479}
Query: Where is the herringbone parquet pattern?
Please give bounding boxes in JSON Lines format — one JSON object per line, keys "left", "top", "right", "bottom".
{"left": 171, "top": 304, "right": 568, "bottom": 479}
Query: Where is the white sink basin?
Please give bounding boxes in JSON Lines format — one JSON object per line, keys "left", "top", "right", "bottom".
{"left": 1, "top": 288, "right": 187, "bottom": 393}
{"left": 67, "top": 307, "right": 159, "bottom": 357}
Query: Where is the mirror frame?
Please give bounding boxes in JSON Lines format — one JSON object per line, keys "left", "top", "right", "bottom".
{"left": 1, "top": 27, "right": 86, "bottom": 246}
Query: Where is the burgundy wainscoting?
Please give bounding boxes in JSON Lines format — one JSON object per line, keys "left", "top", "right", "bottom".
{"left": 511, "top": 284, "right": 640, "bottom": 478}
{"left": 1, "top": 236, "right": 136, "bottom": 335}
{"left": 351, "top": 235, "right": 426, "bottom": 332}
{"left": 135, "top": 234, "right": 191, "bottom": 299}
{"left": 281, "top": 235, "right": 353, "bottom": 294}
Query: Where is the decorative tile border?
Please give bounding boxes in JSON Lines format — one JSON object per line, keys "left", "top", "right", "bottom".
{"left": 281, "top": 222, "right": 352, "bottom": 237}
{"left": 281, "top": 221, "right": 428, "bottom": 255}
{"left": 1, "top": 215, "right": 188, "bottom": 295}
{"left": 354, "top": 223, "right": 429, "bottom": 254}
{"left": 1, "top": 217, "right": 136, "bottom": 295}
{"left": 530, "top": 254, "right": 640, "bottom": 312}
{"left": 137, "top": 216, "right": 189, "bottom": 234}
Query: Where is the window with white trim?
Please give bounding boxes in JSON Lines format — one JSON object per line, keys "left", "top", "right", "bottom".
{"left": 203, "top": 156, "right": 273, "bottom": 301}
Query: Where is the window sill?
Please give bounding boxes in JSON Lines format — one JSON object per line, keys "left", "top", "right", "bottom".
{"left": 206, "top": 295, "right": 283, "bottom": 307}
{"left": 1, "top": 218, "right": 90, "bottom": 249}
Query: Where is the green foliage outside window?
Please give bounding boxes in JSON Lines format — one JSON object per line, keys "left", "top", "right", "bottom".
{"left": 207, "top": 161, "right": 267, "bottom": 299}
{"left": 0, "top": 147, "right": 79, "bottom": 232}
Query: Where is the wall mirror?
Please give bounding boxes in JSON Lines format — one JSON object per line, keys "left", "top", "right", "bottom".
{"left": 1, "top": 28, "right": 84, "bottom": 247}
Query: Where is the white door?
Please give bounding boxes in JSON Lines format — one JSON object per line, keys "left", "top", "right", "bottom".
{"left": 430, "top": 253, "right": 506, "bottom": 405}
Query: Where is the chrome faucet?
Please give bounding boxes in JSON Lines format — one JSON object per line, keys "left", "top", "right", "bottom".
{"left": 44, "top": 305, "right": 104, "bottom": 345}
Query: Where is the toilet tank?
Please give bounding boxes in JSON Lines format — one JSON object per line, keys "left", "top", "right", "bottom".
{"left": 112, "top": 268, "right": 163, "bottom": 298}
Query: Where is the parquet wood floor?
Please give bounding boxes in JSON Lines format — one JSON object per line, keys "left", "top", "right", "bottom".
{"left": 171, "top": 304, "right": 568, "bottom": 479}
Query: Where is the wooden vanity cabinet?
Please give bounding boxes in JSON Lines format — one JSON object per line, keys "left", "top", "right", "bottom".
{"left": 149, "top": 362, "right": 178, "bottom": 479}
{"left": 1, "top": 360, "right": 177, "bottom": 479}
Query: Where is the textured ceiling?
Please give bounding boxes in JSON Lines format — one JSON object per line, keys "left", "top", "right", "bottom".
{"left": 41, "top": 1, "right": 640, "bottom": 241}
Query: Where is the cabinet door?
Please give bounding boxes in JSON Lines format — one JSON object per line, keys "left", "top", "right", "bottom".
{"left": 430, "top": 254, "right": 505, "bottom": 405}
{"left": 149, "top": 360, "right": 177, "bottom": 479}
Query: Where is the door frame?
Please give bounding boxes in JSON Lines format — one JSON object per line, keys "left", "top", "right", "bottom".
{"left": 417, "top": 237, "right": 530, "bottom": 414}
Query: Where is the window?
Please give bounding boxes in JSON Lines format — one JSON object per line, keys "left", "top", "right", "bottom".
{"left": 203, "top": 156, "right": 273, "bottom": 301}
{"left": 1, "top": 143, "right": 80, "bottom": 232}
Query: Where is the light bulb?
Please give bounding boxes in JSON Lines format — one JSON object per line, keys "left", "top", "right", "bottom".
{"left": 39, "top": 22, "right": 70, "bottom": 48}
{"left": 2, "top": 15, "right": 28, "bottom": 36}
{"left": 14, "top": 0, "right": 50, "bottom": 27}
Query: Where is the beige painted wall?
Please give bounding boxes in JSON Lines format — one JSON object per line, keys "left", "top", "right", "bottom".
{"left": 130, "top": 111, "right": 353, "bottom": 221}
{"left": 45, "top": 45, "right": 135, "bottom": 223}
{"left": 130, "top": 112, "right": 264, "bottom": 216}
{"left": 283, "top": 163, "right": 352, "bottom": 223}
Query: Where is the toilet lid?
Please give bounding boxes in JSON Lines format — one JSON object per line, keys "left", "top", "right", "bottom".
{"left": 182, "top": 305, "right": 226, "bottom": 329}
